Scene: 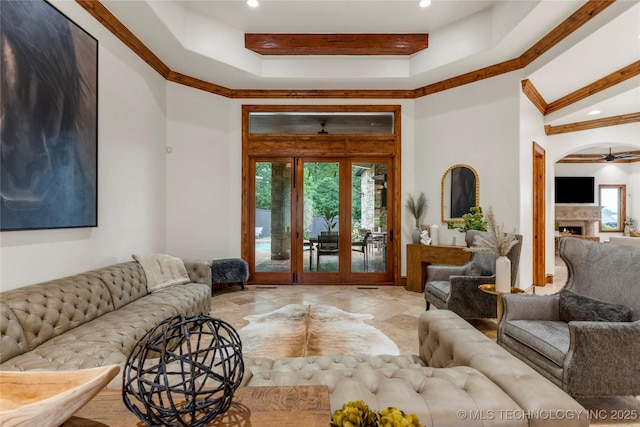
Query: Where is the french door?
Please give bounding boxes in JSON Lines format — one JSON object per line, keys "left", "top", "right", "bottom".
{"left": 242, "top": 104, "right": 402, "bottom": 286}
{"left": 250, "top": 157, "right": 393, "bottom": 284}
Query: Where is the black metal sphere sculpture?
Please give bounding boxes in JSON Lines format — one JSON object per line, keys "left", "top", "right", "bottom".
{"left": 122, "top": 314, "right": 244, "bottom": 427}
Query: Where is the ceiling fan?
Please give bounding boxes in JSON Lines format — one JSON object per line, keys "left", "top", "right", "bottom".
{"left": 317, "top": 122, "right": 328, "bottom": 134}
{"left": 558, "top": 147, "right": 640, "bottom": 164}
{"left": 600, "top": 147, "right": 640, "bottom": 162}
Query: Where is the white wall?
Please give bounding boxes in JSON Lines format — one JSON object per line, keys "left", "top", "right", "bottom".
{"left": 630, "top": 164, "right": 640, "bottom": 229}
{"left": 3, "top": 4, "right": 634, "bottom": 291}
{"left": 518, "top": 81, "right": 550, "bottom": 288}
{"left": 0, "top": 1, "right": 168, "bottom": 290}
{"left": 518, "top": 74, "right": 640, "bottom": 282}
{"left": 164, "top": 95, "right": 417, "bottom": 273}
{"left": 547, "top": 123, "right": 640, "bottom": 254}
{"left": 165, "top": 83, "right": 235, "bottom": 260}
{"left": 555, "top": 162, "right": 640, "bottom": 240}
{"left": 415, "top": 72, "right": 524, "bottom": 286}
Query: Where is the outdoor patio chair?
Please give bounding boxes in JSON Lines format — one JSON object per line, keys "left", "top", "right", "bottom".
{"left": 316, "top": 233, "right": 339, "bottom": 271}
{"left": 352, "top": 231, "right": 372, "bottom": 271}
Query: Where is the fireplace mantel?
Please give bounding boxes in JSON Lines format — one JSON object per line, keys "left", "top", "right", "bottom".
{"left": 555, "top": 204, "right": 603, "bottom": 236}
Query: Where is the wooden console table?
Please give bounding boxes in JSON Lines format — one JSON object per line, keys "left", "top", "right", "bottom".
{"left": 63, "top": 385, "right": 331, "bottom": 427}
{"left": 406, "top": 244, "right": 471, "bottom": 292}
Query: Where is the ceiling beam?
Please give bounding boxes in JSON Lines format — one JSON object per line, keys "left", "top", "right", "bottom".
{"left": 245, "top": 34, "right": 428, "bottom": 56}
{"left": 519, "top": 0, "right": 614, "bottom": 67}
{"left": 557, "top": 158, "right": 640, "bottom": 163}
{"left": 417, "top": 58, "right": 523, "bottom": 97}
{"left": 545, "top": 112, "right": 640, "bottom": 135}
{"left": 229, "top": 88, "right": 416, "bottom": 99}
{"left": 557, "top": 150, "right": 640, "bottom": 164}
{"left": 546, "top": 61, "right": 640, "bottom": 114}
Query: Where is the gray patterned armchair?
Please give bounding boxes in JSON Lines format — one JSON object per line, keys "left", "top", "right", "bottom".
{"left": 498, "top": 237, "right": 640, "bottom": 397}
{"left": 424, "top": 230, "right": 523, "bottom": 319}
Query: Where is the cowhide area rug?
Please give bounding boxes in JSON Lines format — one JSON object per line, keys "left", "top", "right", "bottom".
{"left": 238, "top": 304, "right": 400, "bottom": 358}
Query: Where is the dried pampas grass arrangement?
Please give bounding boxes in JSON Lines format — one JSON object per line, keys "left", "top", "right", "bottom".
{"left": 466, "top": 207, "right": 517, "bottom": 256}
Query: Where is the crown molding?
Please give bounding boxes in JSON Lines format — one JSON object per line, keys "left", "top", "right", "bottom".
{"left": 521, "top": 79, "right": 548, "bottom": 115}
{"left": 77, "top": 0, "right": 613, "bottom": 104}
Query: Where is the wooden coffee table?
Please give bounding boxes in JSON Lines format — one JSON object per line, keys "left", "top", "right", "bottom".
{"left": 63, "top": 385, "right": 331, "bottom": 426}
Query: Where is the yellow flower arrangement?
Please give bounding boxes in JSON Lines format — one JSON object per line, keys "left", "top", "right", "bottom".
{"left": 330, "top": 401, "right": 424, "bottom": 427}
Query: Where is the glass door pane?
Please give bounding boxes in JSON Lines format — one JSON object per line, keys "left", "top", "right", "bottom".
{"left": 303, "top": 161, "right": 340, "bottom": 273}
{"left": 351, "top": 162, "right": 388, "bottom": 273}
{"left": 254, "top": 161, "right": 292, "bottom": 273}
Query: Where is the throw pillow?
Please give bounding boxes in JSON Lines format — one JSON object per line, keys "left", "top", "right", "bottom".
{"left": 558, "top": 290, "right": 632, "bottom": 322}
{"left": 133, "top": 253, "right": 191, "bottom": 293}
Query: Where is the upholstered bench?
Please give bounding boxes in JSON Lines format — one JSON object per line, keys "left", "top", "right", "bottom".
{"left": 210, "top": 258, "right": 249, "bottom": 289}
{"left": 241, "top": 310, "right": 588, "bottom": 426}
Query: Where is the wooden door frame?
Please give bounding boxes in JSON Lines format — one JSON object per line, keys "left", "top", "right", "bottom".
{"left": 241, "top": 104, "right": 402, "bottom": 285}
{"left": 532, "top": 142, "right": 546, "bottom": 288}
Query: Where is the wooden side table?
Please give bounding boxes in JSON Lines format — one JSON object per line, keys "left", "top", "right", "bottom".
{"left": 405, "top": 244, "right": 471, "bottom": 292}
{"left": 63, "top": 385, "right": 331, "bottom": 427}
{"left": 478, "top": 284, "right": 524, "bottom": 322}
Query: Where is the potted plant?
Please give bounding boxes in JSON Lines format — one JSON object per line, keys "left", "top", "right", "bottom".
{"left": 406, "top": 192, "right": 428, "bottom": 244}
{"left": 465, "top": 207, "right": 518, "bottom": 293}
{"left": 322, "top": 207, "right": 338, "bottom": 234}
{"left": 447, "top": 206, "right": 487, "bottom": 232}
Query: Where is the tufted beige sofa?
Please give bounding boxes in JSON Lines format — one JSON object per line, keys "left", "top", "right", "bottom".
{"left": 243, "top": 310, "right": 588, "bottom": 427}
{"left": 0, "top": 260, "right": 211, "bottom": 388}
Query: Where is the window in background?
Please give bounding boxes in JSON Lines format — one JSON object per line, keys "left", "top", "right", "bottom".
{"left": 599, "top": 184, "right": 626, "bottom": 232}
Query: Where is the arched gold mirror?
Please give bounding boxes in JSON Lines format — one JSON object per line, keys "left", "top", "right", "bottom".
{"left": 441, "top": 164, "right": 479, "bottom": 223}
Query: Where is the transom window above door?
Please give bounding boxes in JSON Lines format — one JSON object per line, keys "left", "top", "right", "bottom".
{"left": 249, "top": 112, "right": 394, "bottom": 135}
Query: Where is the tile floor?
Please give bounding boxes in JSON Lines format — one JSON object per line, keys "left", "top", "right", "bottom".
{"left": 210, "top": 256, "right": 569, "bottom": 354}
{"left": 209, "top": 256, "right": 639, "bottom": 426}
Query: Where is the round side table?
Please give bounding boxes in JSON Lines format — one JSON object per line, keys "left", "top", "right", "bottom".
{"left": 478, "top": 284, "right": 524, "bottom": 322}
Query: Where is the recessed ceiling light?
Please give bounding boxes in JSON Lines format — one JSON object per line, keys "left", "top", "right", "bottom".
{"left": 419, "top": 0, "right": 432, "bottom": 8}
{"left": 247, "top": 0, "right": 259, "bottom": 8}
{"left": 588, "top": 110, "right": 601, "bottom": 115}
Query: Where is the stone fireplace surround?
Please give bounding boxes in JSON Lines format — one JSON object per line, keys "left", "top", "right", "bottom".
{"left": 555, "top": 204, "right": 603, "bottom": 236}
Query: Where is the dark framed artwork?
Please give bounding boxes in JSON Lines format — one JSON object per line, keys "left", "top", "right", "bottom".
{"left": 1, "top": 0, "right": 98, "bottom": 231}
{"left": 450, "top": 166, "right": 476, "bottom": 218}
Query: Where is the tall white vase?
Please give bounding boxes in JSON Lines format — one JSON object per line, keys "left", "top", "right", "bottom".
{"left": 495, "top": 256, "right": 511, "bottom": 293}
{"left": 430, "top": 224, "right": 439, "bottom": 245}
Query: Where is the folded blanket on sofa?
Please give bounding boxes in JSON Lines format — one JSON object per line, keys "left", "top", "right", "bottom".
{"left": 133, "top": 253, "right": 190, "bottom": 292}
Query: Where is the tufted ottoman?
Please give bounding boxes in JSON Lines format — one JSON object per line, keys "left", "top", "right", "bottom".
{"left": 243, "top": 354, "right": 528, "bottom": 426}
{"left": 210, "top": 258, "right": 249, "bottom": 289}
{"left": 240, "top": 310, "right": 588, "bottom": 427}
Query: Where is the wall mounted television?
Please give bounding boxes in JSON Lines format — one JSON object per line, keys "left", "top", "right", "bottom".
{"left": 555, "top": 176, "right": 595, "bottom": 204}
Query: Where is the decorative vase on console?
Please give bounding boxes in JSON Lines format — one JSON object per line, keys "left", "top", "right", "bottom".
{"left": 465, "top": 207, "right": 518, "bottom": 294}
{"left": 495, "top": 256, "right": 511, "bottom": 293}
{"left": 411, "top": 228, "right": 423, "bottom": 245}
{"left": 430, "top": 224, "right": 439, "bottom": 245}
{"left": 406, "top": 192, "right": 428, "bottom": 245}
